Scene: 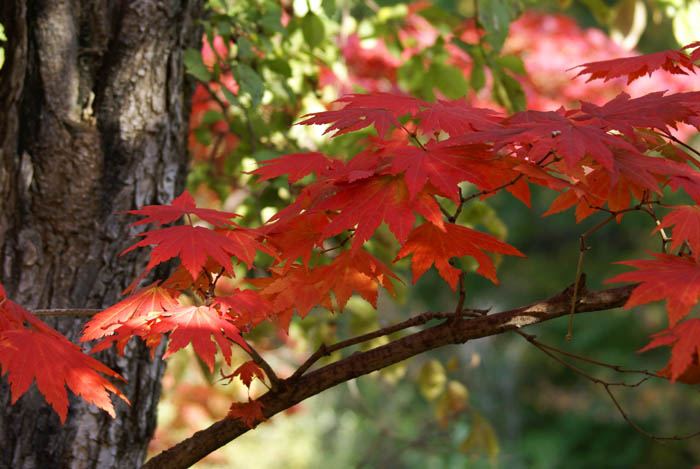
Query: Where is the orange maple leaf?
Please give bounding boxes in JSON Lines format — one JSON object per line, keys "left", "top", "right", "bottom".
{"left": 0, "top": 296, "right": 129, "bottom": 423}
{"left": 225, "top": 360, "right": 266, "bottom": 388}
{"left": 227, "top": 399, "right": 266, "bottom": 428}
{"left": 312, "top": 249, "right": 398, "bottom": 311}
{"left": 81, "top": 283, "right": 179, "bottom": 342}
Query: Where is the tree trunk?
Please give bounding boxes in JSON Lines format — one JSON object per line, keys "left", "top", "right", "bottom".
{"left": 0, "top": 0, "right": 203, "bottom": 467}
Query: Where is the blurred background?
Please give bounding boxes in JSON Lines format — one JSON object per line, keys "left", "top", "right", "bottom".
{"left": 143, "top": 0, "right": 700, "bottom": 466}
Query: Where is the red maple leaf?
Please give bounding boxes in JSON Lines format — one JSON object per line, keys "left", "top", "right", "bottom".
{"left": 81, "top": 283, "right": 179, "bottom": 342}
{"left": 654, "top": 205, "right": 700, "bottom": 259}
{"left": 212, "top": 289, "right": 274, "bottom": 330}
{"left": 0, "top": 294, "right": 129, "bottom": 423}
{"left": 318, "top": 175, "right": 445, "bottom": 250}
{"left": 395, "top": 222, "right": 525, "bottom": 290}
{"left": 415, "top": 99, "right": 503, "bottom": 136}
{"left": 250, "top": 152, "right": 340, "bottom": 183}
{"left": 248, "top": 265, "right": 333, "bottom": 318}
{"left": 297, "top": 93, "right": 424, "bottom": 137}
{"left": 227, "top": 399, "right": 266, "bottom": 428}
{"left": 576, "top": 92, "right": 696, "bottom": 137}
{"left": 312, "top": 249, "right": 398, "bottom": 311}
{"left": 461, "top": 109, "right": 638, "bottom": 173}
{"left": 126, "top": 190, "right": 240, "bottom": 227}
{"left": 224, "top": 360, "right": 266, "bottom": 388}
{"left": 263, "top": 212, "right": 331, "bottom": 267}
{"left": 150, "top": 305, "right": 249, "bottom": 371}
{"left": 638, "top": 318, "right": 700, "bottom": 382}
{"left": 122, "top": 225, "right": 246, "bottom": 280}
{"left": 605, "top": 253, "right": 700, "bottom": 325}
{"left": 572, "top": 47, "right": 698, "bottom": 84}
{"left": 334, "top": 92, "right": 425, "bottom": 117}
{"left": 298, "top": 107, "right": 402, "bottom": 138}
{"left": 389, "top": 142, "right": 492, "bottom": 202}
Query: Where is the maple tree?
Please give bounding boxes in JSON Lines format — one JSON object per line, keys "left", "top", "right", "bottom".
{"left": 3, "top": 0, "right": 700, "bottom": 466}
{"left": 2, "top": 31, "right": 700, "bottom": 466}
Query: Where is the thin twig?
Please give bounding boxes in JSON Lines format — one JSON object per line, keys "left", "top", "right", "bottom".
{"left": 517, "top": 330, "right": 700, "bottom": 442}
{"left": 290, "top": 310, "right": 456, "bottom": 379}
{"left": 567, "top": 212, "right": 621, "bottom": 341}
{"left": 659, "top": 130, "right": 700, "bottom": 162}
{"left": 455, "top": 272, "right": 466, "bottom": 314}
{"left": 31, "top": 309, "right": 102, "bottom": 317}
{"left": 518, "top": 330, "right": 659, "bottom": 378}
{"left": 603, "top": 385, "right": 700, "bottom": 442}
{"left": 201, "top": 81, "right": 230, "bottom": 114}
{"left": 242, "top": 340, "right": 281, "bottom": 389}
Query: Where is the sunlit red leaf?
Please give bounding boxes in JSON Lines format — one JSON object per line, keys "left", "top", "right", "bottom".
{"left": 122, "top": 225, "right": 244, "bottom": 280}
{"left": 226, "top": 360, "right": 266, "bottom": 388}
{"left": 250, "top": 152, "right": 340, "bottom": 183}
{"left": 212, "top": 289, "right": 274, "bottom": 330}
{"left": 0, "top": 295, "right": 128, "bottom": 424}
{"left": 247, "top": 266, "right": 333, "bottom": 319}
{"left": 415, "top": 99, "right": 502, "bottom": 136}
{"left": 81, "top": 283, "right": 179, "bottom": 342}
{"left": 390, "top": 142, "right": 492, "bottom": 202}
{"left": 395, "top": 222, "right": 525, "bottom": 290}
{"left": 313, "top": 249, "right": 398, "bottom": 311}
{"left": 319, "top": 175, "right": 444, "bottom": 250}
{"left": 572, "top": 47, "right": 698, "bottom": 84}
{"left": 151, "top": 305, "right": 249, "bottom": 371}
{"left": 126, "top": 190, "right": 240, "bottom": 227}
{"left": 297, "top": 93, "right": 424, "bottom": 137}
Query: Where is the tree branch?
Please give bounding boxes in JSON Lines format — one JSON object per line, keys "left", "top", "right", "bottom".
{"left": 143, "top": 281, "right": 637, "bottom": 469}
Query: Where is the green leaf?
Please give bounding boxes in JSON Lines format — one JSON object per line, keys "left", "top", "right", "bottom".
{"left": 321, "top": 0, "right": 336, "bottom": 17}
{"left": 431, "top": 63, "right": 468, "bottom": 99}
{"left": 221, "top": 85, "right": 239, "bottom": 108}
{"left": 477, "top": 0, "right": 511, "bottom": 53}
{"left": 579, "top": 0, "right": 613, "bottom": 25}
{"left": 265, "top": 58, "right": 292, "bottom": 77}
{"left": 470, "top": 63, "right": 486, "bottom": 92}
{"left": 397, "top": 55, "right": 425, "bottom": 91}
{"left": 492, "top": 69, "right": 526, "bottom": 113}
{"left": 236, "top": 37, "right": 256, "bottom": 62}
{"left": 494, "top": 55, "right": 526, "bottom": 75}
{"left": 302, "top": 12, "right": 325, "bottom": 49}
{"left": 201, "top": 110, "right": 225, "bottom": 126}
{"left": 233, "top": 64, "right": 265, "bottom": 106}
{"left": 260, "top": 6, "right": 284, "bottom": 34}
{"left": 184, "top": 48, "right": 212, "bottom": 82}
{"left": 193, "top": 127, "right": 212, "bottom": 146}
{"left": 417, "top": 5, "right": 462, "bottom": 29}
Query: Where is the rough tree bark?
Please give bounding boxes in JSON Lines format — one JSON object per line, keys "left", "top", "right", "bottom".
{"left": 0, "top": 1, "right": 203, "bottom": 467}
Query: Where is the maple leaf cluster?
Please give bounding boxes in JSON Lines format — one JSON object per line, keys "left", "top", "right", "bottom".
{"left": 0, "top": 285, "right": 129, "bottom": 423}
{"left": 1, "top": 40, "right": 700, "bottom": 427}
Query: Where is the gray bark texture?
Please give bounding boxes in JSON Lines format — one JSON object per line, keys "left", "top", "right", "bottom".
{"left": 0, "top": 0, "right": 203, "bottom": 467}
